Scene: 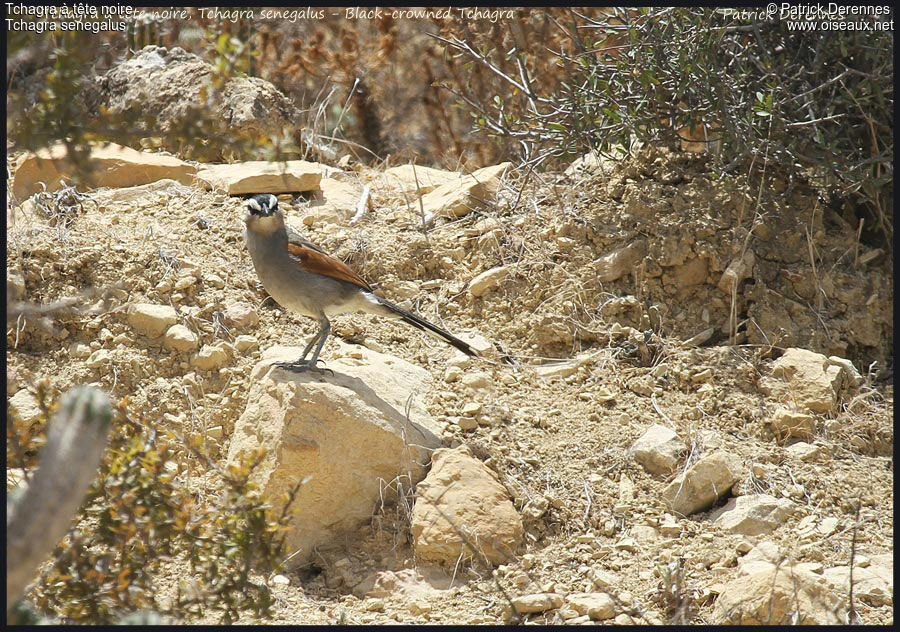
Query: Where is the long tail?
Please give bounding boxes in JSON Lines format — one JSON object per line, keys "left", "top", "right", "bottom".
{"left": 376, "top": 297, "right": 477, "bottom": 357}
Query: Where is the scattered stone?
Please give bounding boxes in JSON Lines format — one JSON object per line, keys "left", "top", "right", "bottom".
{"left": 564, "top": 147, "right": 628, "bottom": 178}
{"left": 682, "top": 326, "right": 716, "bottom": 348}
{"left": 630, "top": 424, "right": 687, "bottom": 476}
{"left": 234, "top": 335, "right": 258, "bottom": 352}
{"left": 12, "top": 142, "right": 196, "bottom": 200}
{"left": 456, "top": 417, "right": 478, "bottom": 431}
{"left": 534, "top": 351, "right": 601, "bottom": 379}
{"left": 68, "top": 342, "right": 92, "bottom": 359}
{"left": 447, "top": 355, "right": 472, "bottom": 369}
{"left": 408, "top": 599, "right": 432, "bottom": 615}
{"left": 468, "top": 265, "right": 511, "bottom": 297}
{"left": 769, "top": 407, "right": 816, "bottom": 441}
{"left": 461, "top": 402, "right": 483, "bottom": 416}
{"left": 364, "top": 598, "right": 385, "bottom": 612}
{"left": 629, "top": 525, "right": 660, "bottom": 543}
{"left": 718, "top": 249, "right": 755, "bottom": 294}
{"left": 270, "top": 574, "right": 290, "bottom": 586}
{"left": 785, "top": 441, "right": 822, "bottom": 461}
{"left": 817, "top": 517, "right": 839, "bottom": 537}
{"left": 565, "top": 592, "right": 616, "bottom": 620}
{"left": 738, "top": 540, "right": 781, "bottom": 575}
{"left": 825, "top": 355, "right": 863, "bottom": 388}
{"left": 173, "top": 275, "right": 196, "bottom": 291}
{"left": 510, "top": 592, "right": 563, "bottom": 614}
{"left": 207, "top": 426, "right": 224, "bottom": 440}
{"left": 223, "top": 301, "right": 259, "bottom": 328}
{"left": 190, "top": 344, "right": 229, "bottom": 371}
{"left": 86, "top": 349, "right": 112, "bottom": 368}
{"left": 663, "top": 451, "right": 741, "bottom": 516}
{"left": 412, "top": 445, "right": 524, "bottom": 566}
{"left": 9, "top": 389, "right": 42, "bottom": 433}
{"left": 672, "top": 256, "right": 708, "bottom": 288}
{"left": 714, "top": 566, "right": 846, "bottom": 624}
{"left": 7, "top": 270, "right": 26, "bottom": 301}
{"left": 760, "top": 348, "right": 849, "bottom": 414}
{"left": 204, "top": 274, "right": 226, "bottom": 288}
{"left": 710, "top": 494, "right": 797, "bottom": 536}
{"left": 444, "top": 367, "right": 463, "bottom": 383}
{"left": 461, "top": 372, "right": 492, "bottom": 390}
{"left": 164, "top": 324, "right": 199, "bottom": 352}
{"left": 593, "top": 239, "right": 647, "bottom": 282}
{"left": 127, "top": 303, "right": 178, "bottom": 337}
{"left": 614, "top": 537, "right": 639, "bottom": 552}
{"left": 659, "top": 515, "right": 681, "bottom": 537}
{"left": 419, "top": 163, "right": 510, "bottom": 222}
{"left": 589, "top": 569, "right": 619, "bottom": 590}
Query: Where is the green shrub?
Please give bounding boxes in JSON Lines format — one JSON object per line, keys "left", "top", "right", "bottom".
{"left": 14, "top": 392, "right": 300, "bottom": 624}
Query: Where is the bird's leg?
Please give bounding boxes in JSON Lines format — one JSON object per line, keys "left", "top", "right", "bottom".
{"left": 276, "top": 318, "right": 333, "bottom": 374}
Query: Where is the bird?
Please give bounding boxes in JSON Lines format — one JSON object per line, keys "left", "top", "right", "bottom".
{"left": 242, "top": 193, "right": 477, "bottom": 372}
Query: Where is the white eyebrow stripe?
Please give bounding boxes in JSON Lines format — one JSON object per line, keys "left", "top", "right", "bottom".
{"left": 248, "top": 198, "right": 261, "bottom": 212}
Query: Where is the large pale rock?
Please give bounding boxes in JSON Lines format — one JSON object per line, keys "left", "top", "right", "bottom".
{"left": 412, "top": 446, "right": 523, "bottom": 566}
{"left": 710, "top": 494, "right": 796, "bottom": 535}
{"left": 127, "top": 303, "right": 178, "bottom": 337}
{"left": 823, "top": 562, "right": 893, "bottom": 606}
{"left": 593, "top": 239, "right": 647, "bottom": 282}
{"left": 760, "top": 348, "right": 848, "bottom": 414}
{"left": 12, "top": 142, "right": 196, "bottom": 200}
{"left": 663, "top": 451, "right": 741, "bottom": 516}
{"left": 630, "top": 424, "right": 687, "bottom": 476}
{"left": 227, "top": 343, "right": 441, "bottom": 565}
{"left": 714, "top": 566, "right": 847, "bottom": 624}
{"left": 420, "top": 163, "right": 509, "bottom": 222}
{"left": 194, "top": 160, "right": 322, "bottom": 194}
{"left": 384, "top": 164, "right": 461, "bottom": 194}
{"left": 299, "top": 177, "right": 364, "bottom": 226}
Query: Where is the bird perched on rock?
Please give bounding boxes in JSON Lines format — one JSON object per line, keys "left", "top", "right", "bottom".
{"left": 242, "top": 193, "right": 476, "bottom": 372}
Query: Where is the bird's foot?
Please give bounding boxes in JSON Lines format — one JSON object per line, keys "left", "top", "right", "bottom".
{"left": 274, "top": 358, "right": 334, "bottom": 376}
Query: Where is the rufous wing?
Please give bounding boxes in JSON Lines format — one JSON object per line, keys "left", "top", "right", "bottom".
{"left": 287, "top": 242, "right": 373, "bottom": 291}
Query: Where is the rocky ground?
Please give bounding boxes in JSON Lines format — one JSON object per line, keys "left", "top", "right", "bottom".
{"left": 6, "top": 144, "right": 893, "bottom": 625}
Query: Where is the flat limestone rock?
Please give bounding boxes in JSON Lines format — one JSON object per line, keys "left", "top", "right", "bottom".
{"left": 227, "top": 342, "right": 440, "bottom": 565}
{"left": 194, "top": 160, "right": 323, "bottom": 194}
